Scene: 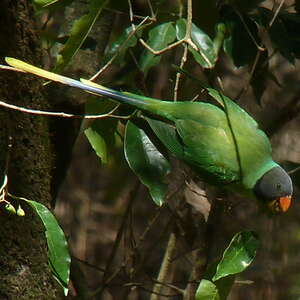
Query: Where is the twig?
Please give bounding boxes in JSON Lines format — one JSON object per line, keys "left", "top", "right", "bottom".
{"left": 146, "top": 0, "right": 155, "bottom": 20}
{"left": 0, "top": 65, "right": 25, "bottom": 73}
{"left": 269, "top": 0, "right": 286, "bottom": 28}
{"left": 174, "top": 44, "right": 188, "bottom": 101}
{"left": 139, "top": 39, "right": 185, "bottom": 55}
{"left": 133, "top": 284, "right": 181, "bottom": 297}
{"left": 288, "top": 165, "right": 300, "bottom": 175}
{"left": 0, "top": 99, "right": 133, "bottom": 120}
{"left": 149, "top": 278, "right": 184, "bottom": 295}
{"left": 132, "top": 0, "right": 199, "bottom": 57}
{"left": 104, "top": 7, "right": 156, "bottom": 22}
{"left": 72, "top": 256, "right": 105, "bottom": 272}
{"left": 89, "top": 17, "right": 151, "bottom": 80}
{"left": 235, "top": 9, "right": 265, "bottom": 51}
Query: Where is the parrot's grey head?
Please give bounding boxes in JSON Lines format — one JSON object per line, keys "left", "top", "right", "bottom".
{"left": 253, "top": 166, "right": 293, "bottom": 213}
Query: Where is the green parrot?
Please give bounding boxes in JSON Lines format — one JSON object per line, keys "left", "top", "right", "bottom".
{"left": 4, "top": 58, "right": 293, "bottom": 213}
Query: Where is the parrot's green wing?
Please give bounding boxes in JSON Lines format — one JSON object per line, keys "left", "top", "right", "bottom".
{"left": 207, "top": 88, "right": 277, "bottom": 189}
{"left": 175, "top": 119, "right": 239, "bottom": 185}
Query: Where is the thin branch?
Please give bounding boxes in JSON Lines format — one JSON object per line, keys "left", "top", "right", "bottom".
{"left": 269, "top": 0, "right": 286, "bottom": 28}
{"left": 0, "top": 65, "right": 26, "bottom": 73}
{"left": 104, "top": 7, "right": 156, "bottom": 22}
{"left": 174, "top": 44, "right": 188, "bottom": 101}
{"left": 184, "top": 0, "right": 198, "bottom": 51}
{"left": 0, "top": 99, "right": 133, "bottom": 120}
{"left": 146, "top": 0, "right": 156, "bottom": 20}
{"left": 89, "top": 16, "right": 151, "bottom": 80}
{"left": 150, "top": 278, "right": 184, "bottom": 295}
{"left": 130, "top": 284, "right": 181, "bottom": 298}
{"left": 72, "top": 256, "right": 105, "bottom": 272}
{"left": 288, "top": 165, "right": 300, "bottom": 175}
{"left": 235, "top": 9, "right": 265, "bottom": 51}
{"left": 134, "top": 0, "right": 198, "bottom": 57}
{"left": 139, "top": 39, "right": 185, "bottom": 55}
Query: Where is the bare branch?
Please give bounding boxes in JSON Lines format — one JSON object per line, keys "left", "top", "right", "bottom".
{"left": 0, "top": 99, "right": 133, "bottom": 119}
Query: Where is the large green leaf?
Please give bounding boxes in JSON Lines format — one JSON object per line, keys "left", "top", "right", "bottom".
{"left": 24, "top": 199, "right": 71, "bottom": 295}
{"left": 196, "top": 279, "right": 220, "bottom": 300}
{"left": 176, "top": 18, "right": 217, "bottom": 68}
{"left": 124, "top": 121, "right": 171, "bottom": 206}
{"left": 212, "top": 231, "right": 259, "bottom": 281}
{"left": 53, "top": 0, "right": 108, "bottom": 73}
{"left": 139, "top": 22, "right": 176, "bottom": 75}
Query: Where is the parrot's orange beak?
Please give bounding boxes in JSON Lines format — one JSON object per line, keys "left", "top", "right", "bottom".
{"left": 268, "top": 195, "right": 291, "bottom": 213}
{"left": 278, "top": 195, "right": 292, "bottom": 212}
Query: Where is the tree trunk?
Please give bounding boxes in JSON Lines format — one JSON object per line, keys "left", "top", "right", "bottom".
{"left": 0, "top": 1, "right": 63, "bottom": 298}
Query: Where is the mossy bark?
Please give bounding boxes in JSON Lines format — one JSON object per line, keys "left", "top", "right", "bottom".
{"left": 0, "top": 1, "right": 63, "bottom": 299}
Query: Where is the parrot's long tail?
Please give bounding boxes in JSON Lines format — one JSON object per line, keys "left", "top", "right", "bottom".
{"left": 5, "top": 57, "right": 164, "bottom": 115}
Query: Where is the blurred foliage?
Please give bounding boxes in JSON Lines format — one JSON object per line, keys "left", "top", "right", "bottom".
{"left": 26, "top": 0, "right": 300, "bottom": 299}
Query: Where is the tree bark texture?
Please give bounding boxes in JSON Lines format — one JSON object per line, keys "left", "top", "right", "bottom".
{"left": 0, "top": 1, "right": 63, "bottom": 298}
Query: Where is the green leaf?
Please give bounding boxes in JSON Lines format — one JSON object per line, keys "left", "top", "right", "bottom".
{"left": 85, "top": 118, "right": 117, "bottom": 164}
{"left": 84, "top": 98, "right": 118, "bottom": 164}
{"left": 53, "top": 0, "right": 108, "bottom": 73}
{"left": 212, "top": 231, "right": 259, "bottom": 281}
{"left": 176, "top": 19, "right": 217, "bottom": 68}
{"left": 124, "top": 121, "right": 171, "bottom": 206}
{"left": 105, "top": 26, "right": 144, "bottom": 66}
{"left": 139, "top": 22, "right": 176, "bottom": 75}
{"left": 204, "top": 260, "right": 235, "bottom": 300}
{"left": 24, "top": 199, "right": 71, "bottom": 295}
{"left": 196, "top": 279, "right": 220, "bottom": 300}
{"left": 146, "top": 117, "right": 184, "bottom": 160}
{"left": 213, "top": 23, "right": 226, "bottom": 55}
{"left": 33, "top": 0, "right": 60, "bottom": 7}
